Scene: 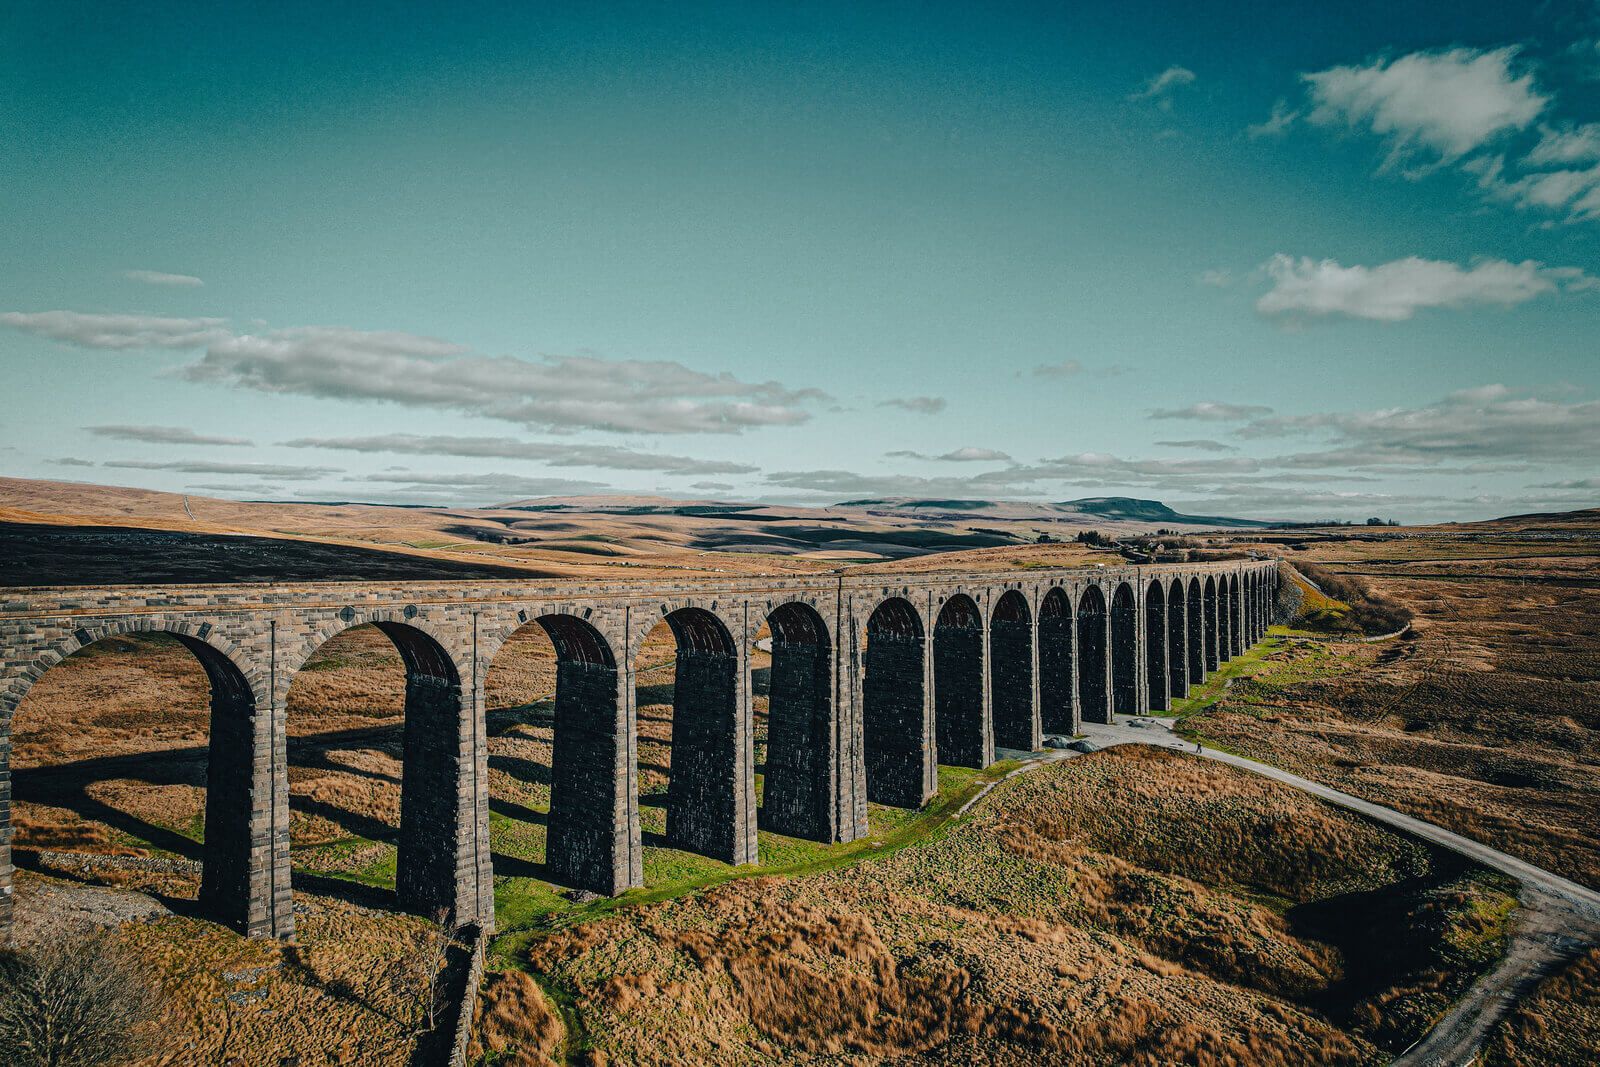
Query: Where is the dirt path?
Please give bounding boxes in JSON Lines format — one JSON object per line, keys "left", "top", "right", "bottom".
{"left": 1082, "top": 716, "right": 1600, "bottom": 1067}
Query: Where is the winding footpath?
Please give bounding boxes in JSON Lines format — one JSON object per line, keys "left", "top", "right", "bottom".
{"left": 1078, "top": 716, "right": 1600, "bottom": 1067}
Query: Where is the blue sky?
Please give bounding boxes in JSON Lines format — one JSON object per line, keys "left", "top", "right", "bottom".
{"left": 3, "top": 1, "right": 1599, "bottom": 521}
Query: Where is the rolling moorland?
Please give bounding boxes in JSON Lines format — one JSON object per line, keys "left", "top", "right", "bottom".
{"left": 1, "top": 476, "right": 1597, "bottom": 1064}
{"left": 0, "top": 476, "right": 1257, "bottom": 584}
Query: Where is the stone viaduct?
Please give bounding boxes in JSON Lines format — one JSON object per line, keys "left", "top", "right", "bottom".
{"left": 0, "top": 559, "right": 1277, "bottom": 942}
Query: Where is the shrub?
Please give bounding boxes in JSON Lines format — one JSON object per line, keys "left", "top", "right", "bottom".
{"left": 0, "top": 931, "right": 165, "bottom": 1066}
{"left": 1296, "top": 563, "right": 1413, "bottom": 636}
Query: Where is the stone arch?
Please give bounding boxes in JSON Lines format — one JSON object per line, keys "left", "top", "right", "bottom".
{"left": 1217, "top": 575, "right": 1232, "bottom": 661}
{"left": 758, "top": 601, "right": 834, "bottom": 842}
{"left": 2, "top": 623, "right": 272, "bottom": 940}
{"left": 1186, "top": 577, "right": 1205, "bottom": 684}
{"left": 286, "top": 619, "right": 473, "bottom": 923}
{"left": 934, "top": 593, "right": 989, "bottom": 769}
{"left": 1038, "top": 588, "right": 1074, "bottom": 735}
{"left": 625, "top": 599, "right": 743, "bottom": 669}
{"left": 1251, "top": 572, "right": 1260, "bottom": 642}
{"left": 647, "top": 606, "right": 747, "bottom": 864}
{"left": 3, "top": 620, "right": 266, "bottom": 715}
{"left": 279, "top": 611, "right": 468, "bottom": 700}
{"left": 1077, "top": 585, "right": 1110, "bottom": 725}
{"left": 1235, "top": 572, "right": 1248, "bottom": 646}
{"left": 1203, "top": 576, "right": 1220, "bottom": 672}
{"left": 989, "top": 590, "right": 1036, "bottom": 752}
{"left": 1110, "top": 583, "right": 1138, "bottom": 718}
{"left": 1166, "top": 577, "right": 1188, "bottom": 700}
{"left": 1144, "top": 580, "right": 1168, "bottom": 713}
{"left": 862, "top": 596, "right": 930, "bottom": 809}
{"left": 1231, "top": 572, "right": 1245, "bottom": 654}
{"left": 488, "top": 612, "right": 638, "bottom": 896}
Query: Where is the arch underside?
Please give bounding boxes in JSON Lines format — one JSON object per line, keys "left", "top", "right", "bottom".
{"left": 1203, "top": 579, "right": 1220, "bottom": 672}
{"left": 1144, "top": 584, "right": 1168, "bottom": 713}
{"left": 659, "top": 608, "right": 745, "bottom": 863}
{"left": 862, "top": 597, "right": 931, "bottom": 809}
{"left": 1166, "top": 580, "right": 1188, "bottom": 700}
{"left": 1111, "top": 585, "right": 1138, "bottom": 718}
{"left": 530, "top": 614, "right": 636, "bottom": 895}
{"left": 1077, "top": 587, "right": 1110, "bottom": 725}
{"left": 1038, "top": 588, "right": 1074, "bottom": 735}
{"left": 934, "top": 595, "right": 988, "bottom": 769}
{"left": 759, "top": 603, "right": 835, "bottom": 842}
{"left": 990, "top": 592, "right": 1035, "bottom": 752}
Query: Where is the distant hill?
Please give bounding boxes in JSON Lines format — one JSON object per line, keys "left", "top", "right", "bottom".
{"left": 0, "top": 476, "right": 1274, "bottom": 584}
{"left": 833, "top": 495, "right": 1272, "bottom": 528}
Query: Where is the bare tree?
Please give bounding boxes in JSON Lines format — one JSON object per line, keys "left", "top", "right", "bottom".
{"left": 0, "top": 931, "right": 165, "bottom": 1066}
{"left": 411, "top": 908, "right": 464, "bottom": 1035}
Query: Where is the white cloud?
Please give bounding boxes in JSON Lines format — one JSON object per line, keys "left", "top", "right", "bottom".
{"left": 103, "top": 460, "right": 341, "bottom": 480}
{"left": 1304, "top": 47, "right": 1546, "bottom": 172}
{"left": 1254, "top": 254, "right": 1595, "bottom": 321}
{"left": 354, "top": 470, "right": 610, "bottom": 501}
{"left": 122, "top": 269, "right": 204, "bottom": 288}
{"left": 1196, "top": 269, "right": 1234, "bottom": 288}
{"left": 878, "top": 396, "right": 947, "bottom": 415}
{"left": 1526, "top": 123, "right": 1600, "bottom": 166}
{"left": 1247, "top": 99, "right": 1299, "bottom": 139}
{"left": 1149, "top": 401, "right": 1274, "bottom": 421}
{"left": 1234, "top": 385, "right": 1600, "bottom": 467}
{"left": 1467, "top": 153, "right": 1600, "bottom": 224}
{"left": 0, "top": 311, "right": 229, "bottom": 349}
{"left": 0, "top": 312, "right": 825, "bottom": 435}
{"left": 187, "top": 328, "right": 821, "bottom": 435}
{"left": 282, "top": 433, "right": 756, "bottom": 474}
{"left": 89, "top": 424, "right": 252, "bottom": 446}
{"left": 1129, "top": 66, "right": 1196, "bottom": 109}
{"left": 887, "top": 447, "right": 1013, "bottom": 463}
{"left": 1155, "top": 439, "right": 1238, "bottom": 453}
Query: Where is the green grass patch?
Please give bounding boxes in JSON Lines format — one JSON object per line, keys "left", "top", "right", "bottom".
{"left": 487, "top": 758, "right": 1023, "bottom": 969}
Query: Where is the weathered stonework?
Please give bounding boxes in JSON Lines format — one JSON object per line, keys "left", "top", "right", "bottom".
{"left": 0, "top": 560, "right": 1277, "bottom": 942}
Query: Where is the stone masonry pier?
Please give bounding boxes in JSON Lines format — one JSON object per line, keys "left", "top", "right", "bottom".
{"left": 0, "top": 559, "right": 1277, "bottom": 941}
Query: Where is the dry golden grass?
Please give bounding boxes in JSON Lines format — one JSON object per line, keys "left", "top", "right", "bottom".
{"left": 467, "top": 970, "right": 565, "bottom": 1067}
{"left": 502, "top": 748, "right": 1511, "bottom": 1066}
{"left": 1187, "top": 530, "right": 1600, "bottom": 890}
{"left": 1484, "top": 946, "right": 1600, "bottom": 1066}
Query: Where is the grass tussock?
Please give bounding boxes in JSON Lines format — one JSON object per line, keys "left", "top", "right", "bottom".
{"left": 467, "top": 970, "right": 565, "bottom": 1067}
{"left": 513, "top": 748, "right": 1511, "bottom": 1065}
{"left": 1485, "top": 946, "right": 1600, "bottom": 1066}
